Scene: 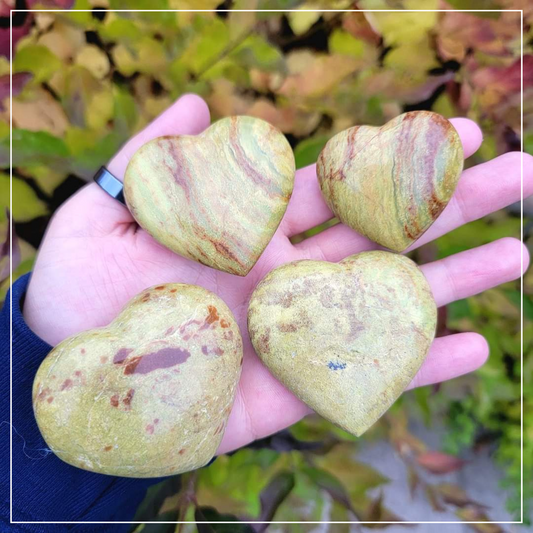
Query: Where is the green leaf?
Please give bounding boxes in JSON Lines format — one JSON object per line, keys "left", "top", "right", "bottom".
{"left": 435, "top": 218, "right": 521, "bottom": 259}
{"left": 65, "top": 129, "right": 125, "bottom": 180}
{"left": 413, "top": 386, "right": 432, "bottom": 426}
{"left": 13, "top": 45, "right": 62, "bottom": 84}
{"left": 0, "top": 173, "right": 48, "bottom": 222}
{"left": 384, "top": 36, "right": 440, "bottom": 76}
{"left": 287, "top": 10, "right": 321, "bottom": 36}
{"left": 525, "top": 132, "right": 533, "bottom": 156}
{"left": 196, "top": 448, "right": 283, "bottom": 518}
{"left": 113, "top": 86, "right": 138, "bottom": 135}
{"left": 182, "top": 18, "right": 230, "bottom": 75}
{"left": 362, "top": 0, "right": 438, "bottom": 46}
{"left": 166, "top": 58, "right": 189, "bottom": 90}
{"left": 2, "top": 129, "right": 70, "bottom": 168}
{"left": 253, "top": 0, "right": 302, "bottom": 18}
{"left": 1, "top": 256, "right": 35, "bottom": 303}
{"left": 18, "top": 166, "right": 66, "bottom": 196}
{"left": 259, "top": 471, "right": 295, "bottom": 522}
{"left": 433, "top": 92, "right": 457, "bottom": 119}
{"left": 108, "top": 0, "right": 167, "bottom": 9}
{"left": 329, "top": 29, "right": 366, "bottom": 59}
{"left": 302, "top": 466, "right": 353, "bottom": 511}
{"left": 62, "top": 0, "right": 95, "bottom": 26}
{"left": 0, "top": 121, "right": 9, "bottom": 138}
{"left": 231, "top": 34, "right": 284, "bottom": 72}
{"left": 272, "top": 467, "right": 337, "bottom": 524}
{"left": 195, "top": 507, "right": 255, "bottom": 533}
{"left": 444, "top": 0, "right": 502, "bottom": 18}
{"left": 294, "top": 135, "right": 330, "bottom": 169}
{"left": 109, "top": 0, "right": 176, "bottom": 27}
{"left": 133, "top": 476, "right": 181, "bottom": 522}
{"left": 289, "top": 412, "right": 356, "bottom": 442}
{"left": 313, "top": 443, "right": 389, "bottom": 502}
{"left": 0, "top": 217, "right": 17, "bottom": 281}
{"left": 505, "top": 290, "right": 533, "bottom": 321}
{"left": 448, "top": 299, "right": 471, "bottom": 321}
{"left": 112, "top": 38, "right": 168, "bottom": 77}
{"left": 99, "top": 17, "right": 145, "bottom": 43}
{"left": 137, "top": 511, "right": 180, "bottom": 532}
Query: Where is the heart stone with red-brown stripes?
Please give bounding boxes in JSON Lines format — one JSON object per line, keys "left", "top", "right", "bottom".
{"left": 317, "top": 111, "right": 463, "bottom": 252}
{"left": 124, "top": 116, "right": 295, "bottom": 276}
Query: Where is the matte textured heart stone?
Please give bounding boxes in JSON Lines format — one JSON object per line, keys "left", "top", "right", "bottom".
{"left": 317, "top": 111, "right": 463, "bottom": 252}
{"left": 248, "top": 251, "right": 437, "bottom": 436}
{"left": 124, "top": 116, "right": 295, "bottom": 276}
{"left": 33, "top": 284, "right": 243, "bottom": 477}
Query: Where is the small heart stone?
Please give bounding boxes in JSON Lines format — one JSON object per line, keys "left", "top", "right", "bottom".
{"left": 124, "top": 116, "right": 295, "bottom": 276}
{"left": 317, "top": 111, "right": 463, "bottom": 252}
{"left": 248, "top": 251, "right": 437, "bottom": 436}
{"left": 33, "top": 284, "right": 243, "bottom": 477}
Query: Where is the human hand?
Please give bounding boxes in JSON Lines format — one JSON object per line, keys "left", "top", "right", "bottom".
{"left": 23, "top": 94, "right": 531, "bottom": 456}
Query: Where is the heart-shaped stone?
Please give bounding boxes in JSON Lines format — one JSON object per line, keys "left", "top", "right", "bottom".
{"left": 124, "top": 116, "right": 295, "bottom": 276}
{"left": 33, "top": 284, "right": 243, "bottom": 477}
{"left": 317, "top": 111, "right": 463, "bottom": 252}
{"left": 248, "top": 251, "right": 436, "bottom": 436}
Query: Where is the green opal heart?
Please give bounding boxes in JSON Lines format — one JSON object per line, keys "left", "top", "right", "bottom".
{"left": 317, "top": 111, "right": 463, "bottom": 252}
{"left": 124, "top": 116, "right": 295, "bottom": 276}
{"left": 33, "top": 283, "right": 243, "bottom": 477}
{"left": 248, "top": 251, "right": 437, "bottom": 436}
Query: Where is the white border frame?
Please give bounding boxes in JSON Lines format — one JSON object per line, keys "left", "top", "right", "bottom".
{"left": 9, "top": 7, "right": 525, "bottom": 527}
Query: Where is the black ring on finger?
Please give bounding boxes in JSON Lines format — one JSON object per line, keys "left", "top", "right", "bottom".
{"left": 94, "top": 166, "right": 126, "bottom": 205}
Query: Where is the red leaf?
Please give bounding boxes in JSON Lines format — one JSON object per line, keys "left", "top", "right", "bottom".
{"left": 416, "top": 452, "right": 466, "bottom": 475}
{"left": 0, "top": 2, "right": 33, "bottom": 59}
{"left": 471, "top": 55, "right": 533, "bottom": 94}
{"left": 0, "top": 72, "right": 32, "bottom": 110}
{"left": 0, "top": 0, "right": 75, "bottom": 58}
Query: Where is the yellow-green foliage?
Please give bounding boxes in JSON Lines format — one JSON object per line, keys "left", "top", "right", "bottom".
{"left": 3, "top": 0, "right": 531, "bottom": 527}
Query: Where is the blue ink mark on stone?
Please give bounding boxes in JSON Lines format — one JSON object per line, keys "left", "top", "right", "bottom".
{"left": 328, "top": 361, "right": 346, "bottom": 370}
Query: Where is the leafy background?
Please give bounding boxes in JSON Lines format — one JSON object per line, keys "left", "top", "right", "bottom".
{"left": 2, "top": 0, "right": 531, "bottom": 530}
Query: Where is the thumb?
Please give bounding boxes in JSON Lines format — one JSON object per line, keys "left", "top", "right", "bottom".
{"left": 57, "top": 94, "right": 211, "bottom": 233}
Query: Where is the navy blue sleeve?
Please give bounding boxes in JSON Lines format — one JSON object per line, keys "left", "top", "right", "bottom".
{"left": 1, "top": 273, "right": 160, "bottom": 531}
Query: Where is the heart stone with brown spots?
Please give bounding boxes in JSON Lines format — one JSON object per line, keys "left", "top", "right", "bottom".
{"left": 124, "top": 116, "right": 295, "bottom": 276}
{"left": 317, "top": 111, "right": 463, "bottom": 252}
{"left": 248, "top": 251, "right": 437, "bottom": 436}
{"left": 33, "top": 284, "right": 243, "bottom": 477}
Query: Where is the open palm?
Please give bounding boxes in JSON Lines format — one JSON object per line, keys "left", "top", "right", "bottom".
{"left": 23, "top": 95, "right": 531, "bottom": 456}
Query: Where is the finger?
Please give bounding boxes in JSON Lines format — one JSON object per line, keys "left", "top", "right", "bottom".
{"left": 59, "top": 94, "right": 211, "bottom": 233}
{"left": 281, "top": 117, "right": 483, "bottom": 238}
{"left": 421, "top": 237, "right": 528, "bottom": 307}
{"left": 407, "top": 332, "right": 489, "bottom": 390}
{"left": 220, "top": 331, "right": 490, "bottom": 454}
{"left": 296, "top": 150, "right": 533, "bottom": 262}
{"left": 448, "top": 117, "right": 484, "bottom": 157}
{"left": 217, "top": 341, "right": 312, "bottom": 455}
{"left": 279, "top": 163, "right": 332, "bottom": 237}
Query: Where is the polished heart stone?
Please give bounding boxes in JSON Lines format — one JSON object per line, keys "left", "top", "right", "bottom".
{"left": 317, "top": 111, "right": 463, "bottom": 252}
{"left": 33, "top": 284, "right": 243, "bottom": 477}
{"left": 124, "top": 116, "right": 295, "bottom": 276}
{"left": 248, "top": 251, "right": 437, "bottom": 436}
